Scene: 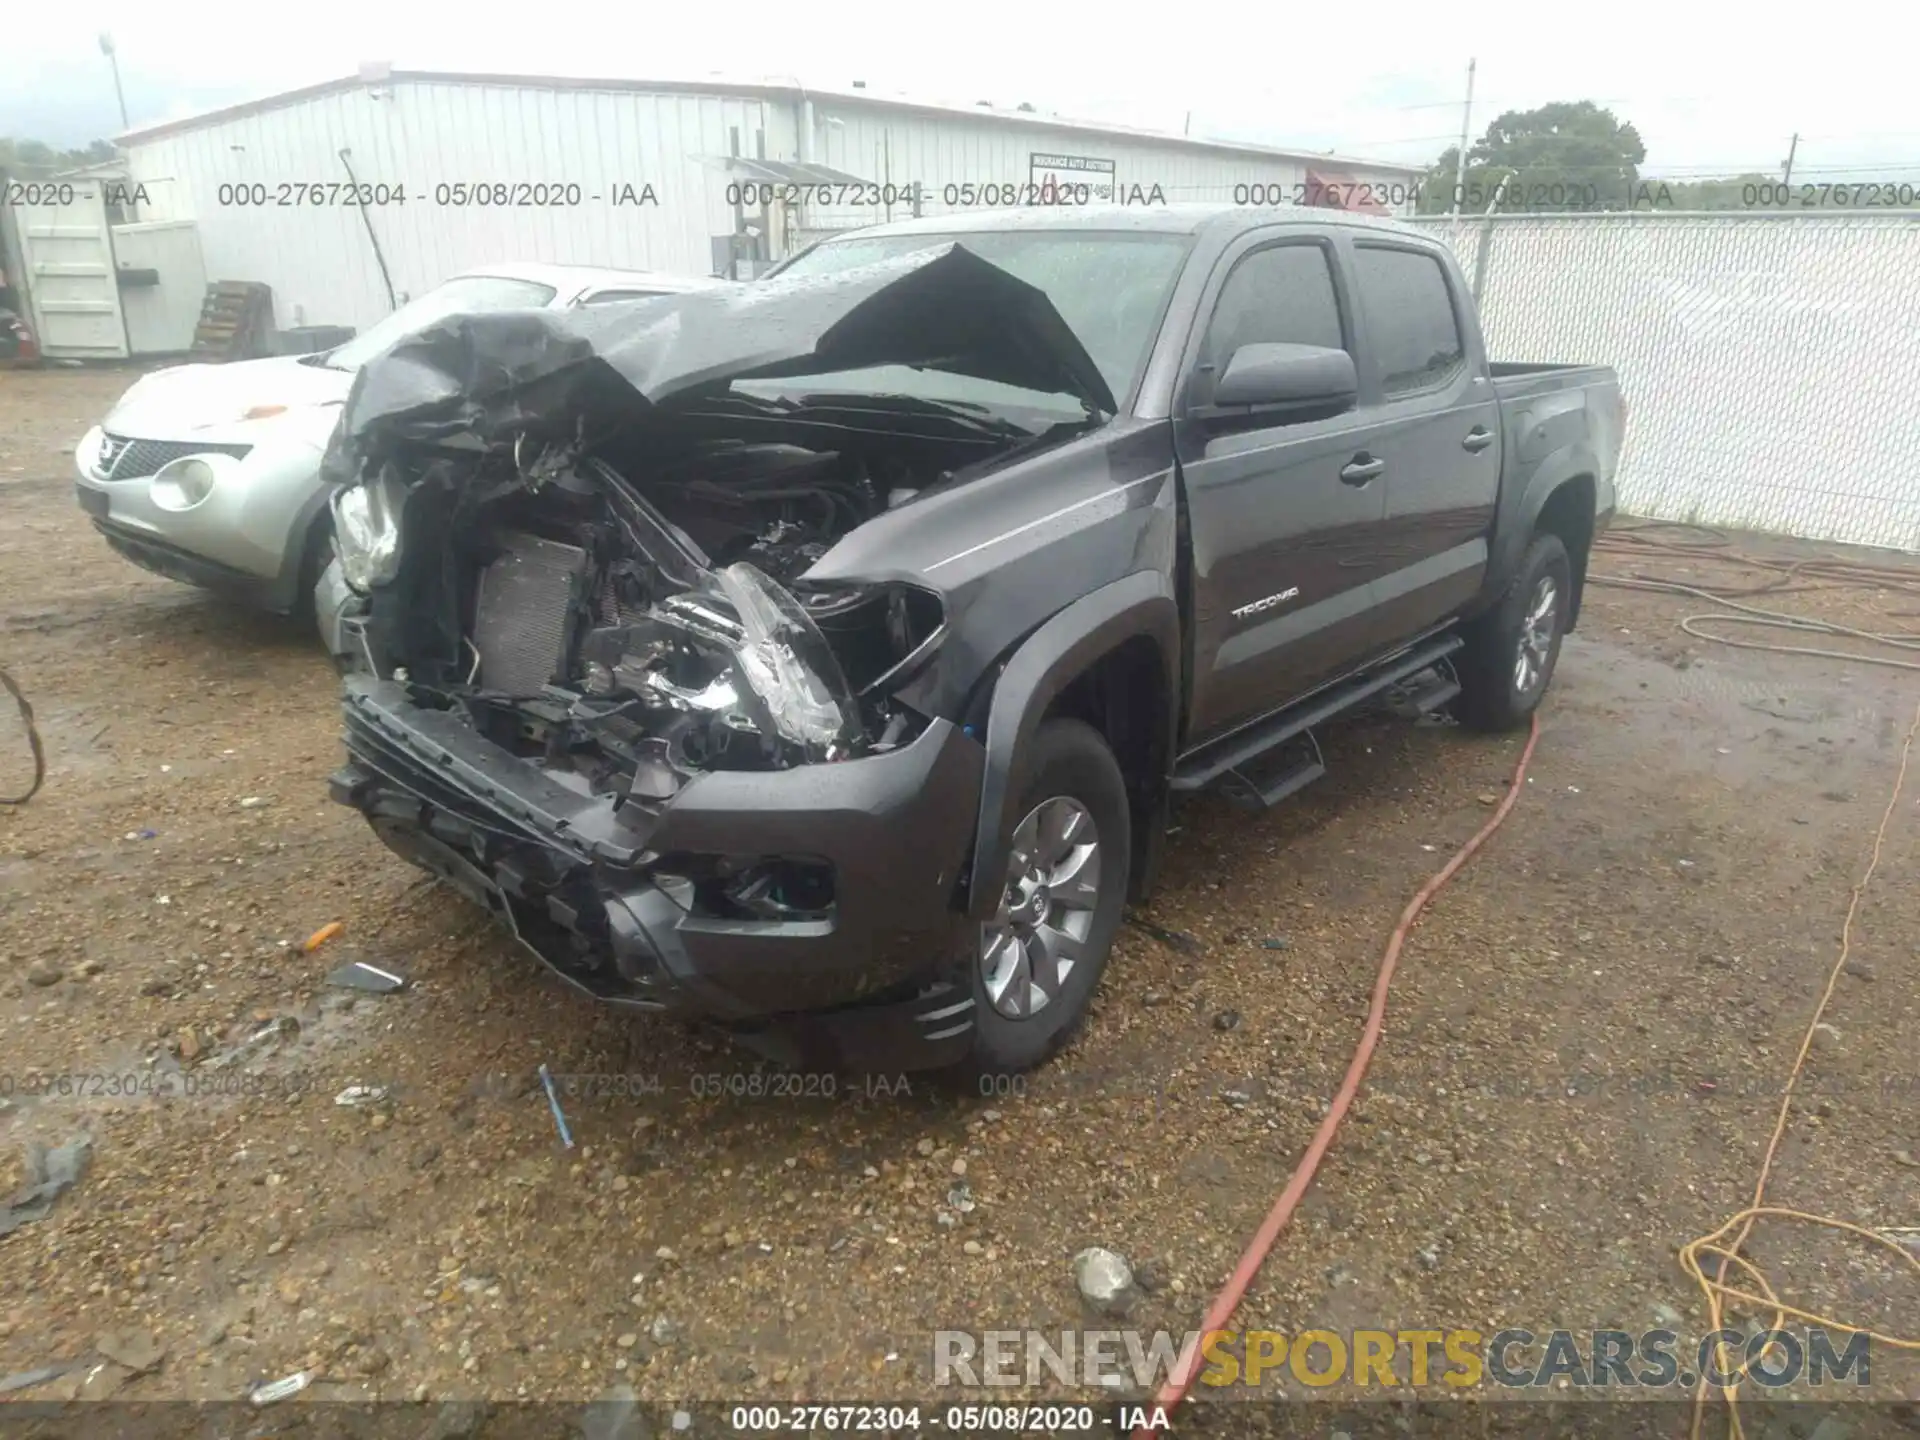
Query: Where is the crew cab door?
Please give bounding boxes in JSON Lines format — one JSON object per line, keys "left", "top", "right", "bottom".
{"left": 1172, "top": 232, "right": 1391, "bottom": 745}
{"left": 1346, "top": 240, "right": 1500, "bottom": 645}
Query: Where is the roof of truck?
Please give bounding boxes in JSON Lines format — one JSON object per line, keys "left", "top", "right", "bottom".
{"left": 808, "top": 204, "right": 1429, "bottom": 241}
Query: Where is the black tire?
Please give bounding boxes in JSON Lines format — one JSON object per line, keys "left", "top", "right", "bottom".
{"left": 957, "top": 718, "right": 1130, "bottom": 1079}
{"left": 1453, "top": 533, "right": 1572, "bottom": 733}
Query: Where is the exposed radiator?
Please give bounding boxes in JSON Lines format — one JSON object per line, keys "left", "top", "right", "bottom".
{"left": 470, "top": 532, "right": 588, "bottom": 695}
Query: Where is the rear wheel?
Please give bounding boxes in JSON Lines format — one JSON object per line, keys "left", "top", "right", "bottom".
{"left": 959, "top": 718, "right": 1130, "bottom": 1079}
{"left": 1453, "top": 532, "right": 1571, "bottom": 732}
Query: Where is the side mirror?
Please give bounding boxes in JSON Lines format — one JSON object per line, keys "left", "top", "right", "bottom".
{"left": 1209, "top": 342, "right": 1357, "bottom": 414}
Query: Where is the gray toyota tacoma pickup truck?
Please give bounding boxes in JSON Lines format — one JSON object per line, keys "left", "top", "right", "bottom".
{"left": 319, "top": 205, "right": 1624, "bottom": 1077}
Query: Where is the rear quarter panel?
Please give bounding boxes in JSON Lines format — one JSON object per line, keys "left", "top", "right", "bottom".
{"left": 1480, "top": 365, "right": 1623, "bottom": 611}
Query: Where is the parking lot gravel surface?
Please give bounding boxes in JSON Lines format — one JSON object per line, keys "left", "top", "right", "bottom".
{"left": 2, "top": 366, "right": 1915, "bottom": 1424}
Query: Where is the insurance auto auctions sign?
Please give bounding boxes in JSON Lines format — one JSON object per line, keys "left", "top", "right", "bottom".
{"left": 1029, "top": 152, "right": 1116, "bottom": 203}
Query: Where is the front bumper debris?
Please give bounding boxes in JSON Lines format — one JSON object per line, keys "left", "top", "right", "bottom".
{"left": 329, "top": 675, "right": 986, "bottom": 1068}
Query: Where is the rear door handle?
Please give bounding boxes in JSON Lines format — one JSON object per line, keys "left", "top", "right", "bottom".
{"left": 1340, "top": 454, "right": 1385, "bottom": 486}
{"left": 1462, "top": 427, "right": 1495, "bottom": 453}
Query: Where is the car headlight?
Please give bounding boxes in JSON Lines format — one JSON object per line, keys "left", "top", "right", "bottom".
{"left": 331, "top": 467, "right": 407, "bottom": 593}
{"left": 149, "top": 457, "right": 219, "bottom": 512}
{"left": 83, "top": 429, "right": 114, "bottom": 476}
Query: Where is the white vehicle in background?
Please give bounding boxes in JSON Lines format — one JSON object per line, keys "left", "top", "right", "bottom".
{"left": 74, "top": 264, "right": 729, "bottom": 617}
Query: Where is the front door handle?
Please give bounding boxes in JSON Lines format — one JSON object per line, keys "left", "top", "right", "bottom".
{"left": 1462, "top": 427, "right": 1495, "bottom": 453}
{"left": 1340, "top": 454, "right": 1386, "bottom": 486}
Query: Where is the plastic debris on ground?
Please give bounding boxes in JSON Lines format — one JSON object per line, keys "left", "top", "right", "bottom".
{"left": 0, "top": 1133, "right": 93, "bottom": 1237}
{"left": 302, "top": 921, "right": 344, "bottom": 952}
{"left": 333, "top": 1085, "right": 388, "bottom": 1107}
{"left": 0, "top": 1364, "right": 80, "bottom": 1394}
{"left": 248, "top": 1371, "right": 310, "bottom": 1405}
{"left": 1126, "top": 915, "right": 1200, "bottom": 954}
{"left": 325, "top": 959, "right": 408, "bottom": 994}
{"left": 95, "top": 1331, "right": 164, "bottom": 1374}
{"left": 539, "top": 1064, "right": 575, "bottom": 1149}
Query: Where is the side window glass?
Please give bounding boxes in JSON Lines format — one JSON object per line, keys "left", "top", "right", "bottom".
{"left": 1351, "top": 246, "right": 1465, "bottom": 396}
{"left": 1201, "top": 243, "right": 1345, "bottom": 372}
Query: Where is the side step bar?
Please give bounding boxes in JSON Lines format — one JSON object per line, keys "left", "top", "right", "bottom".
{"left": 1384, "top": 656, "right": 1462, "bottom": 720}
{"left": 1171, "top": 633, "right": 1464, "bottom": 803}
{"left": 1215, "top": 731, "right": 1326, "bottom": 812}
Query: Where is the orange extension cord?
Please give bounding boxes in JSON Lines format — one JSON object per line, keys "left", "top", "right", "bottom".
{"left": 1135, "top": 712, "right": 1543, "bottom": 1437}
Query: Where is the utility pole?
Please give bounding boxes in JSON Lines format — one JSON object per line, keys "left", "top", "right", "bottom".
{"left": 1782, "top": 132, "right": 1799, "bottom": 186}
{"left": 1449, "top": 58, "right": 1477, "bottom": 220}
{"left": 99, "top": 33, "right": 129, "bottom": 131}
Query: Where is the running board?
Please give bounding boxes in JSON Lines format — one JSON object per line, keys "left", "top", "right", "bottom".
{"left": 1172, "top": 634, "right": 1464, "bottom": 796}
{"left": 1216, "top": 731, "right": 1325, "bottom": 812}
{"left": 1383, "top": 657, "right": 1461, "bottom": 719}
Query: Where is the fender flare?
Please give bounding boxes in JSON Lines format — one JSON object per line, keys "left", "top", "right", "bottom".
{"left": 965, "top": 569, "right": 1180, "bottom": 921}
{"left": 1484, "top": 443, "right": 1598, "bottom": 617}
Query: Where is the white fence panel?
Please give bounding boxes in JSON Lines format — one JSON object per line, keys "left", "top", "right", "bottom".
{"left": 1413, "top": 212, "right": 1920, "bottom": 553}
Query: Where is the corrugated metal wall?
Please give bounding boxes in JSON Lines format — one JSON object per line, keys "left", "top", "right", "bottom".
{"left": 796, "top": 101, "right": 1417, "bottom": 234}
{"left": 123, "top": 81, "right": 779, "bottom": 332}
{"left": 122, "top": 77, "right": 1418, "bottom": 335}
{"left": 1413, "top": 212, "right": 1920, "bottom": 553}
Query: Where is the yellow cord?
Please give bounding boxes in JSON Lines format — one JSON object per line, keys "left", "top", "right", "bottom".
{"left": 1681, "top": 695, "right": 1920, "bottom": 1440}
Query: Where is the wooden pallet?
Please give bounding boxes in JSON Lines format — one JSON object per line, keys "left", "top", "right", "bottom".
{"left": 189, "top": 281, "right": 274, "bottom": 362}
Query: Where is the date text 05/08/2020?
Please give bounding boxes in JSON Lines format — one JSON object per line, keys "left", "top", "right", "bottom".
{"left": 526, "top": 1071, "right": 914, "bottom": 1101}
{"left": 212, "top": 181, "right": 661, "bottom": 208}
{"left": 724, "top": 1403, "right": 1168, "bottom": 1433}
{"left": 724, "top": 181, "right": 1174, "bottom": 208}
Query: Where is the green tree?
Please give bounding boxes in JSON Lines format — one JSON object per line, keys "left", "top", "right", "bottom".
{"left": 1641, "top": 173, "right": 1776, "bottom": 210}
{"left": 0, "top": 136, "right": 117, "bottom": 177}
{"left": 1416, "top": 101, "right": 1647, "bottom": 213}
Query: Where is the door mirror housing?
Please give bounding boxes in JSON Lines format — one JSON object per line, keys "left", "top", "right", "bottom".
{"left": 1206, "top": 342, "right": 1358, "bottom": 418}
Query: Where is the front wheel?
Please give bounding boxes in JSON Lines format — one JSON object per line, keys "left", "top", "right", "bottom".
{"left": 958, "top": 718, "right": 1130, "bottom": 1079}
{"left": 1453, "top": 532, "right": 1572, "bottom": 732}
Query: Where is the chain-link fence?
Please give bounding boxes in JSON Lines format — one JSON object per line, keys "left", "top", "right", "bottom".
{"left": 1412, "top": 212, "right": 1920, "bottom": 553}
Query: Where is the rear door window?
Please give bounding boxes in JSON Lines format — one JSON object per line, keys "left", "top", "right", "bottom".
{"left": 1351, "top": 245, "right": 1465, "bottom": 396}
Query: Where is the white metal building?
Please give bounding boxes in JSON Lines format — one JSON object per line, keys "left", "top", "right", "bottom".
{"left": 0, "top": 69, "right": 1423, "bottom": 356}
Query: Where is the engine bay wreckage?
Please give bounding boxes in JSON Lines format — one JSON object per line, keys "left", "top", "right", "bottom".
{"left": 324, "top": 244, "right": 1127, "bottom": 1063}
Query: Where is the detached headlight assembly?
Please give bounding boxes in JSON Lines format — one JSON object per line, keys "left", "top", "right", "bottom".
{"left": 331, "top": 467, "right": 407, "bottom": 593}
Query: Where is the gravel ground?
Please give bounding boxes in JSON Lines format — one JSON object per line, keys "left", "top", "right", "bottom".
{"left": 1, "top": 366, "right": 1915, "bottom": 1424}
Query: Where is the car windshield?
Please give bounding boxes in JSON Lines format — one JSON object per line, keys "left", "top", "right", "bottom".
{"left": 765, "top": 231, "right": 1191, "bottom": 414}
{"left": 321, "top": 275, "right": 559, "bottom": 371}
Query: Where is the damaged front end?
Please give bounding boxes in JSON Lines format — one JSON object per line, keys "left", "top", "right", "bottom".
{"left": 324, "top": 245, "right": 1112, "bottom": 1062}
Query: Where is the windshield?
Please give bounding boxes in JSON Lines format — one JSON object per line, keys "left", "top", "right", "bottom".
{"left": 767, "top": 231, "right": 1190, "bottom": 413}
{"left": 322, "top": 275, "right": 559, "bottom": 371}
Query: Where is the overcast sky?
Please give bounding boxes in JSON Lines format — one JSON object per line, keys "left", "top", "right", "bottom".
{"left": 9, "top": 0, "right": 1919, "bottom": 182}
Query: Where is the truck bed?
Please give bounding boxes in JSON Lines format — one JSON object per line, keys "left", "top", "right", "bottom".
{"left": 1489, "top": 361, "right": 1621, "bottom": 403}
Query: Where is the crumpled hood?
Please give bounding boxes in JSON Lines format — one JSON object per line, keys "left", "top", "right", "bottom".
{"left": 332, "top": 244, "right": 1117, "bottom": 463}
{"left": 107, "top": 354, "right": 350, "bottom": 441}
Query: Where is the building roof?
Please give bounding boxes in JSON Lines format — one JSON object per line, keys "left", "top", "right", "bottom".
{"left": 115, "top": 70, "right": 1425, "bottom": 176}
{"left": 790, "top": 203, "right": 1431, "bottom": 243}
